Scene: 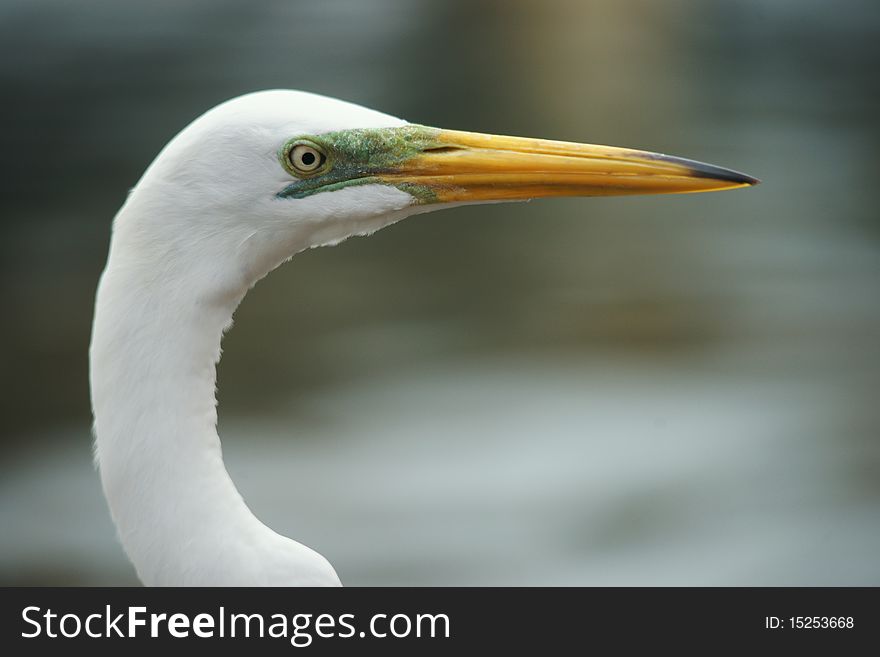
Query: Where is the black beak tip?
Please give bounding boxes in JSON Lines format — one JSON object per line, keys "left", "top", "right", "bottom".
{"left": 689, "top": 161, "right": 760, "bottom": 186}
{"left": 651, "top": 152, "right": 759, "bottom": 187}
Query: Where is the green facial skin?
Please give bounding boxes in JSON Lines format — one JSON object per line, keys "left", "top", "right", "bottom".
{"left": 277, "top": 125, "right": 445, "bottom": 203}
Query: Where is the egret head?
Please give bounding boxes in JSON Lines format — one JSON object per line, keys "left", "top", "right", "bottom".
{"left": 114, "top": 90, "right": 756, "bottom": 298}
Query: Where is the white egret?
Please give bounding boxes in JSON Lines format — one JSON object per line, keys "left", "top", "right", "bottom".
{"left": 89, "top": 90, "right": 756, "bottom": 586}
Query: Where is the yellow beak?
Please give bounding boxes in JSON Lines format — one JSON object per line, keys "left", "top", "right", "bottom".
{"left": 383, "top": 127, "right": 758, "bottom": 203}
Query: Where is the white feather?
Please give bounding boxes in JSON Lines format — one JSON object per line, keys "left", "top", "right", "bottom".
{"left": 90, "top": 90, "right": 425, "bottom": 586}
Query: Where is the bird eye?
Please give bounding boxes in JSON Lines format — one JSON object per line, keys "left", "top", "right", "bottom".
{"left": 287, "top": 142, "right": 326, "bottom": 175}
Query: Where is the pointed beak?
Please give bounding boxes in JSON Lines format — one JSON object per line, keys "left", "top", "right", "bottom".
{"left": 383, "top": 127, "right": 758, "bottom": 203}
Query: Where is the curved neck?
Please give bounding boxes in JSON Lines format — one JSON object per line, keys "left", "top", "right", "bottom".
{"left": 90, "top": 251, "right": 339, "bottom": 586}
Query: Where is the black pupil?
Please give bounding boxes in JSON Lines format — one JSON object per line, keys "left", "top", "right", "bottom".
{"left": 300, "top": 150, "right": 316, "bottom": 167}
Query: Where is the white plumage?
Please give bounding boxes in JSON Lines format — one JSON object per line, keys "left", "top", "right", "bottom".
{"left": 90, "top": 90, "right": 754, "bottom": 585}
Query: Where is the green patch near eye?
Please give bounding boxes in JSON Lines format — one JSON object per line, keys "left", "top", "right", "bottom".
{"left": 277, "top": 125, "right": 443, "bottom": 201}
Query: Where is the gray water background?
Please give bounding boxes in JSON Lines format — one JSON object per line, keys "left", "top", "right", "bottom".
{"left": 0, "top": 0, "right": 878, "bottom": 585}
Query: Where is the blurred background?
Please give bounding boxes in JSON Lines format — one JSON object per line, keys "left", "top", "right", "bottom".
{"left": 1, "top": 0, "right": 879, "bottom": 585}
